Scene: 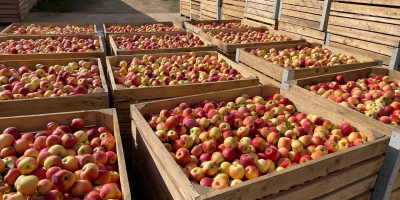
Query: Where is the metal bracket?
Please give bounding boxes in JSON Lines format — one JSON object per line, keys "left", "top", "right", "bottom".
{"left": 245, "top": 0, "right": 248, "bottom": 12}
{"left": 190, "top": 0, "right": 192, "bottom": 20}
{"left": 212, "top": 46, "right": 218, "bottom": 51}
{"left": 281, "top": 69, "right": 295, "bottom": 91}
{"left": 182, "top": 21, "right": 185, "bottom": 29}
{"left": 200, "top": 0, "right": 202, "bottom": 20}
{"left": 377, "top": 60, "right": 384, "bottom": 67}
{"left": 319, "top": 0, "right": 332, "bottom": 31}
{"left": 389, "top": 48, "right": 400, "bottom": 71}
{"left": 216, "top": 0, "right": 222, "bottom": 20}
{"left": 278, "top": 0, "right": 283, "bottom": 21}
{"left": 324, "top": 33, "right": 331, "bottom": 46}
{"left": 371, "top": 131, "right": 400, "bottom": 200}
{"left": 235, "top": 48, "right": 240, "bottom": 63}
{"left": 272, "top": 0, "right": 281, "bottom": 20}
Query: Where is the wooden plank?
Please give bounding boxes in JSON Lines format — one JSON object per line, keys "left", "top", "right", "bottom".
{"left": 282, "top": 0, "right": 324, "bottom": 9}
{"left": 331, "top": 2, "right": 400, "bottom": 19}
{"left": 281, "top": 9, "right": 321, "bottom": 22}
{"left": 328, "top": 25, "right": 400, "bottom": 47}
{"left": 328, "top": 16, "right": 400, "bottom": 37}
{"left": 350, "top": 191, "right": 372, "bottom": 200}
{"left": 243, "top": 13, "right": 277, "bottom": 25}
{"left": 280, "top": 15, "right": 320, "bottom": 29}
{"left": 247, "top": 2, "right": 274, "bottom": 12}
{"left": 238, "top": 63, "right": 281, "bottom": 86}
{"left": 223, "top": 0, "right": 246, "bottom": 7}
{"left": 279, "top": 21, "right": 326, "bottom": 39}
{"left": 246, "top": 7, "right": 274, "bottom": 19}
{"left": 314, "top": 174, "right": 378, "bottom": 200}
{"left": 329, "top": 11, "right": 400, "bottom": 26}
{"left": 282, "top": 3, "right": 323, "bottom": 15}
{"left": 330, "top": 34, "right": 395, "bottom": 56}
{"left": 390, "top": 188, "right": 400, "bottom": 200}
{"left": 266, "top": 155, "right": 384, "bottom": 200}
{"left": 222, "top": 15, "right": 241, "bottom": 20}
{"left": 331, "top": 0, "right": 400, "bottom": 7}
{"left": 222, "top": 8, "right": 244, "bottom": 18}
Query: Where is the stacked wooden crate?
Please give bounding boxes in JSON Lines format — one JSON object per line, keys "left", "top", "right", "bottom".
{"left": 326, "top": 0, "right": 400, "bottom": 69}
{"left": 181, "top": 0, "right": 191, "bottom": 18}
{"left": 0, "top": 0, "right": 29, "bottom": 23}
{"left": 191, "top": 0, "right": 201, "bottom": 20}
{"left": 278, "top": 0, "right": 327, "bottom": 43}
{"left": 200, "top": 0, "right": 221, "bottom": 20}
{"left": 221, "top": 0, "right": 246, "bottom": 20}
{"left": 243, "top": 0, "right": 278, "bottom": 28}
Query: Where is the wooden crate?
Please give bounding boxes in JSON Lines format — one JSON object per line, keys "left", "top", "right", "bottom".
{"left": 201, "top": 0, "right": 219, "bottom": 20}
{"left": 181, "top": 0, "right": 191, "bottom": 18}
{"left": 327, "top": 0, "right": 400, "bottom": 69}
{"left": 243, "top": 0, "right": 278, "bottom": 29}
{"left": 191, "top": 0, "right": 201, "bottom": 21}
{"left": 278, "top": 0, "right": 327, "bottom": 43}
{"left": 237, "top": 42, "right": 381, "bottom": 86}
{"left": 0, "top": 0, "right": 28, "bottom": 23}
{"left": 0, "top": 22, "right": 97, "bottom": 35}
{"left": 184, "top": 19, "right": 246, "bottom": 34}
{"left": 0, "top": 109, "right": 131, "bottom": 199}
{"left": 0, "top": 34, "right": 106, "bottom": 66}
{"left": 222, "top": 0, "right": 246, "bottom": 20}
{"left": 107, "top": 51, "right": 258, "bottom": 150}
{"left": 0, "top": 58, "right": 109, "bottom": 117}
{"left": 286, "top": 67, "right": 400, "bottom": 136}
{"left": 198, "top": 27, "right": 306, "bottom": 59}
{"left": 130, "top": 84, "right": 389, "bottom": 200}
{"left": 108, "top": 31, "right": 217, "bottom": 55}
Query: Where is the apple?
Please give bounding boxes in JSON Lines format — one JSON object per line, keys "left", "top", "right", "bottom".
{"left": 229, "top": 163, "right": 245, "bottom": 179}
{"left": 52, "top": 170, "right": 75, "bottom": 192}
{"left": 62, "top": 156, "right": 79, "bottom": 172}
{"left": 81, "top": 163, "right": 99, "bottom": 181}
{"left": 100, "top": 183, "right": 121, "bottom": 199}
{"left": 15, "top": 175, "right": 39, "bottom": 196}
{"left": 72, "top": 180, "right": 92, "bottom": 197}
{"left": 37, "top": 179, "right": 54, "bottom": 195}
{"left": 17, "top": 157, "right": 38, "bottom": 175}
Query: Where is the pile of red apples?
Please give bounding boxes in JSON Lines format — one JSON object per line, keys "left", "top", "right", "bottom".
{"left": 115, "top": 33, "right": 207, "bottom": 50}
{"left": 0, "top": 60, "right": 103, "bottom": 100}
{"left": 250, "top": 45, "right": 366, "bottom": 68}
{"left": 6, "top": 24, "right": 96, "bottom": 35}
{"left": 107, "top": 23, "right": 182, "bottom": 33}
{"left": 0, "top": 118, "right": 122, "bottom": 199}
{"left": 111, "top": 52, "right": 246, "bottom": 87}
{"left": 305, "top": 73, "right": 400, "bottom": 125}
{"left": 0, "top": 37, "right": 101, "bottom": 54}
{"left": 195, "top": 22, "right": 252, "bottom": 30}
{"left": 207, "top": 30, "right": 292, "bottom": 44}
{"left": 144, "top": 94, "right": 366, "bottom": 190}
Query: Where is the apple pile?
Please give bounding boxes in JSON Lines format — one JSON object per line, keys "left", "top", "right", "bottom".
{"left": 107, "top": 23, "right": 182, "bottom": 33}
{"left": 144, "top": 94, "right": 367, "bottom": 190}
{"left": 250, "top": 45, "right": 367, "bottom": 68}
{"left": 0, "top": 118, "right": 122, "bottom": 199}
{"left": 111, "top": 52, "right": 246, "bottom": 87}
{"left": 114, "top": 33, "right": 208, "bottom": 50}
{"left": 0, "top": 37, "right": 101, "bottom": 55}
{"left": 0, "top": 60, "right": 103, "bottom": 100}
{"left": 6, "top": 24, "right": 96, "bottom": 35}
{"left": 304, "top": 73, "right": 400, "bottom": 125}
{"left": 206, "top": 30, "right": 293, "bottom": 44}
{"left": 195, "top": 22, "right": 252, "bottom": 30}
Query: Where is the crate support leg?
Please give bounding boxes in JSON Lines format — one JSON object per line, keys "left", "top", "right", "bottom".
{"left": 324, "top": 33, "right": 331, "bottom": 46}
{"left": 319, "top": 0, "right": 332, "bottom": 31}
{"left": 190, "top": 0, "right": 192, "bottom": 20}
{"left": 200, "top": 0, "right": 202, "bottom": 20}
{"left": 235, "top": 48, "right": 240, "bottom": 63}
{"left": 182, "top": 21, "right": 185, "bottom": 29}
{"left": 371, "top": 131, "right": 400, "bottom": 200}
{"left": 281, "top": 69, "right": 295, "bottom": 90}
{"left": 217, "top": 0, "right": 222, "bottom": 20}
{"left": 389, "top": 48, "right": 400, "bottom": 71}
{"left": 272, "top": 0, "right": 281, "bottom": 20}
{"left": 245, "top": 0, "right": 248, "bottom": 12}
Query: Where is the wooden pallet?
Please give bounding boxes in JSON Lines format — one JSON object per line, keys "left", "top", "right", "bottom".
{"left": 0, "top": 0, "right": 29, "bottom": 23}
{"left": 198, "top": 27, "right": 306, "bottom": 58}
{"left": 108, "top": 31, "right": 217, "bottom": 55}
{"left": 0, "top": 34, "right": 106, "bottom": 66}
{"left": 0, "top": 58, "right": 109, "bottom": 117}
{"left": 130, "top": 84, "right": 389, "bottom": 199}
{"left": 286, "top": 67, "right": 400, "bottom": 137}
{"left": 278, "top": 0, "right": 327, "bottom": 43}
{"left": 0, "top": 109, "right": 132, "bottom": 199}
{"left": 0, "top": 22, "right": 97, "bottom": 35}
{"left": 243, "top": 0, "right": 278, "bottom": 28}
{"left": 107, "top": 51, "right": 259, "bottom": 156}
{"left": 327, "top": 0, "right": 400, "bottom": 69}
{"left": 237, "top": 42, "right": 381, "bottom": 86}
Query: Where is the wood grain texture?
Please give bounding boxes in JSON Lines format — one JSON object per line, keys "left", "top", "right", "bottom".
{"left": 330, "top": 34, "right": 395, "bottom": 56}
{"left": 331, "top": 2, "right": 400, "bottom": 19}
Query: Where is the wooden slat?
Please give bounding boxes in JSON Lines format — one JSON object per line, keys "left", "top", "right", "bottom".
{"left": 332, "top": 0, "right": 400, "bottom": 6}
{"left": 281, "top": 9, "right": 321, "bottom": 21}
{"left": 244, "top": 13, "right": 276, "bottom": 24}
{"left": 266, "top": 155, "right": 384, "bottom": 200}
{"left": 279, "top": 21, "right": 326, "bottom": 39}
{"left": 280, "top": 15, "right": 320, "bottom": 29}
{"left": 350, "top": 191, "right": 372, "bottom": 200}
{"left": 282, "top": 3, "right": 323, "bottom": 15}
{"left": 392, "top": 172, "right": 400, "bottom": 191}
{"left": 282, "top": 0, "right": 324, "bottom": 9}
{"left": 331, "top": 2, "right": 400, "bottom": 19}
{"left": 330, "top": 34, "right": 395, "bottom": 56}
{"left": 238, "top": 63, "right": 281, "bottom": 86}
{"left": 329, "top": 11, "right": 400, "bottom": 25}
{"left": 391, "top": 188, "right": 400, "bottom": 200}
{"left": 223, "top": 0, "right": 246, "bottom": 7}
{"left": 222, "top": 8, "right": 244, "bottom": 18}
{"left": 328, "top": 16, "right": 400, "bottom": 36}
{"left": 247, "top": 2, "right": 274, "bottom": 12}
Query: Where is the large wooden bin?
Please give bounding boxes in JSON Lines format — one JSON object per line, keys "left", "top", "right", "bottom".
{"left": 0, "top": 58, "right": 109, "bottom": 117}
{"left": 0, "top": 109, "right": 131, "bottom": 199}
{"left": 237, "top": 42, "right": 381, "bottom": 86}
{"left": 107, "top": 51, "right": 259, "bottom": 154}
{"left": 0, "top": 0, "right": 29, "bottom": 23}
{"left": 285, "top": 67, "right": 400, "bottom": 137}
{"left": 108, "top": 31, "right": 217, "bottom": 56}
{"left": 130, "top": 85, "right": 389, "bottom": 199}
{"left": 0, "top": 22, "right": 98, "bottom": 35}
{"left": 184, "top": 19, "right": 251, "bottom": 34}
